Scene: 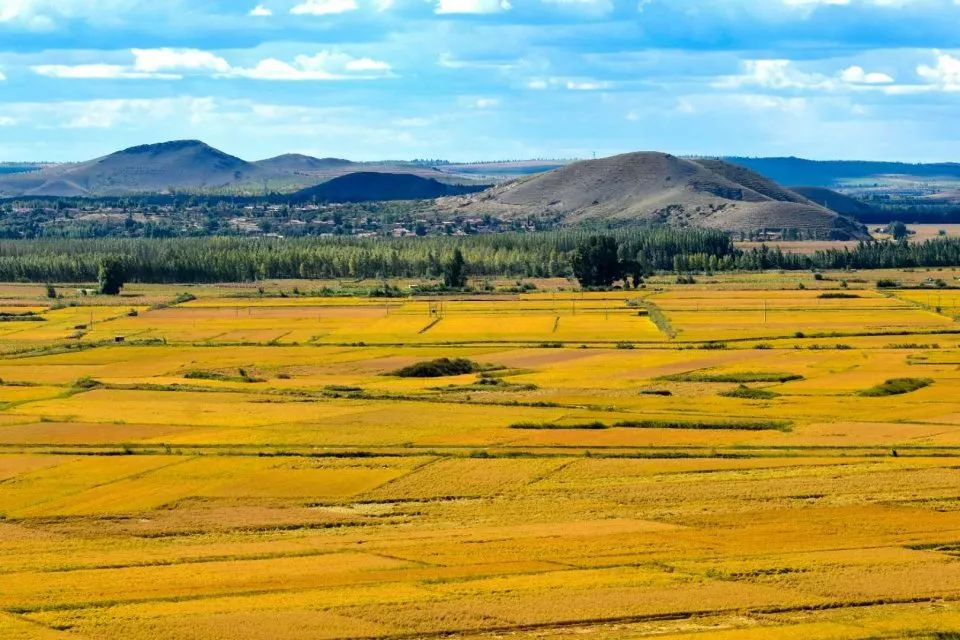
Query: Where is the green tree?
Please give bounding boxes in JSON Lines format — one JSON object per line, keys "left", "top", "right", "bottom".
{"left": 45, "top": 284, "right": 57, "bottom": 299}
{"left": 888, "top": 221, "right": 909, "bottom": 240}
{"left": 443, "top": 248, "right": 467, "bottom": 289}
{"left": 97, "top": 257, "right": 126, "bottom": 295}
{"left": 572, "top": 235, "right": 622, "bottom": 287}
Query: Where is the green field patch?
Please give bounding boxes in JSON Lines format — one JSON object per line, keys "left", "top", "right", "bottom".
{"left": 857, "top": 377, "right": 933, "bottom": 397}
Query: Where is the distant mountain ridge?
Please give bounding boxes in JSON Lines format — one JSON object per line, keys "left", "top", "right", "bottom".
{"left": 723, "top": 156, "right": 960, "bottom": 188}
{"left": 254, "top": 154, "right": 355, "bottom": 173}
{"left": 0, "top": 140, "right": 470, "bottom": 198}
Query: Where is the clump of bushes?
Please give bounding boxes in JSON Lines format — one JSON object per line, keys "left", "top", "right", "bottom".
{"left": 391, "top": 358, "right": 481, "bottom": 378}
{"left": 699, "top": 342, "right": 728, "bottom": 350}
{"left": 184, "top": 368, "right": 265, "bottom": 383}
{"left": 876, "top": 279, "right": 900, "bottom": 289}
{"left": 719, "top": 385, "right": 778, "bottom": 400}
{"left": 818, "top": 292, "right": 860, "bottom": 299}
{"left": 640, "top": 389, "right": 672, "bottom": 396}
{"left": 511, "top": 421, "right": 608, "bottom": 430}
{"left": 72, "top": 376, "right": 102, "bottom": 390}
{"left": 661, "top": 371, "right": 803, "bottom": 383}
{"left": 858, "top": 377, "right": 933, "bottom": 397}
{"left": 510, "top": 418, "right": 790, "bottom": 431}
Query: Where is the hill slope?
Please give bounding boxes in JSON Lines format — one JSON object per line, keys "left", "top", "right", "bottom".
{"left": 439, "top": 152, "right": 868, "bottom": 239}
{"left": 290, "top": 172, "right": 488, "bottom": 203}
{"left": 790, "top": 186, "right": 876, "bottom": 218}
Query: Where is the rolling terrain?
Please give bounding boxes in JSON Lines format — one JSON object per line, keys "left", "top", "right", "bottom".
{"left": 440, "top": 152, "right": 868, "bottom": 239}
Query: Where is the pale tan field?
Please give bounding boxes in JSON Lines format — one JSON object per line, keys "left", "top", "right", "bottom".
{"left": 2, "top": 272, "right": 960, "bottom": 639}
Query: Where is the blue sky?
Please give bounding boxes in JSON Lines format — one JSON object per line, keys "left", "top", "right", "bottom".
{"left": 0, "top": 0, "right": 959, "bottom": 162}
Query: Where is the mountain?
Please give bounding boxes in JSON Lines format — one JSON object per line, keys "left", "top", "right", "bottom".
{"left": 438, "top": 152, "right": 868, "bottom": 239}
{"left": 790, "top": 186, "right": 877, "bottom": 218}
{"left": 290, "top": 172, "right": 488, "bottom": 203}
{"left": 254, "top": 154, "right": 355, "bottom": 173}
{"left": 723, "top": 157, "right": 960, "bottom": 188}
{"left": 13, "top": 140, "right": 263, "bottom": 197}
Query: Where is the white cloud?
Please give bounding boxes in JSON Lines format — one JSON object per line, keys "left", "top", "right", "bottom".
{"left": 469, "top": 97, "right": 499, "bottom": 108}
{"left": 0, "top": 116, "right": 14, "bottom": 125}
{"left": 290, "top": 0, "right": 358, "bottom": 15}
{"left": 435, "top": 0, "right": 511, "bottom": 14}
{"left": 132, "top": 48, "right": 232, "bottom": 74}
{"left": 0, "top": 0, "right": 160, "bottom": 30}
{"left": 541, "top": 0, "right": 613, "bottom": 12}
{"left": 717, "top": 59, "right": 899, "bottom": 92}
{"left": 840, "top": 65, "right": 894, "bottom": 84}
{"left": 732, "top": 94, "right": 808, "bottom": 113}
{"left": 782, "top": 0, "right": 850, "bottom": 5}
{"left": 0, "top": 97, "right": 216, "bottom": 130}
{"left": 716, "top": 59, "right": 833, "bottom": 90}
{"left": 32, "top": 63, "right": 178, "bottom": 79}
{"left": 30, "top": 48, "right": 391, "bottom": 82}
{"left": 917, "top": 51, "right": 960, "bottom": 91}
{"left": 565, "top": 79, "right": 609, "bottom": 90}
{"left": 0, "top": 0, "right": 54, "bottom": 28}
{"left": 525, "top": 77, "right": 609, "bottom": 90}
{"left": 231, "top": 51, "right": 392, "bottom": 80}
{"left": 0, "top": 68, "right": 5, "bottom": 81}
{"left": 344, "top": 57, "right": 391, "bottom": 72}
{"left": 249, "top": 4, "right": 273, "bottom": 16}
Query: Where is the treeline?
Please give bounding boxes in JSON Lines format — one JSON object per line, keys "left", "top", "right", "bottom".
{"left": 0, "top": 230, "right": 731, "bottom": 283}
{"left": 855, "top": 205, "right": 960, "bottom": 225}
{"left": 0, "top": 232, "right": 959, "bottom": 284}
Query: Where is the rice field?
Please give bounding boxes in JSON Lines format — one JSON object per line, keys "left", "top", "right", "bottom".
{"left": 3, "top": 272, "right": 960, "bottom": 639}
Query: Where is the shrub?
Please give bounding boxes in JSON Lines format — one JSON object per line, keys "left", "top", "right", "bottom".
{"left": 640, "top": 389, "right": 672, "bottom": 396}
{"left": 877, "top": 279, "right": 900, "bottom": 289}
{"left": 391, "top": 358, "right": 481, "bottom": 378}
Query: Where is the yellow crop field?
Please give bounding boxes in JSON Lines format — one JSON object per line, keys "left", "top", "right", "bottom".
{"left": 4, "top": 271, "right": 960, "bottom": 639}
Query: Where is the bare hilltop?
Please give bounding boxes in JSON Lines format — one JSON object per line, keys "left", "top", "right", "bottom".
{"left": 439, "top": 152, "right": 868, "bottom": 239}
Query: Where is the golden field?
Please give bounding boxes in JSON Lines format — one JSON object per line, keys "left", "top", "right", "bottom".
{"left": 3, "top": 273, "right": 960, "bottom": 639}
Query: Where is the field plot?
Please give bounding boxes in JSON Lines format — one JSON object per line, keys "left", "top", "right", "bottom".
{"left": 3, "top": 272, "right": 960, "bottom": 639}
{"left": 650, "top": 289, "right": 953, "bottom": 341}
